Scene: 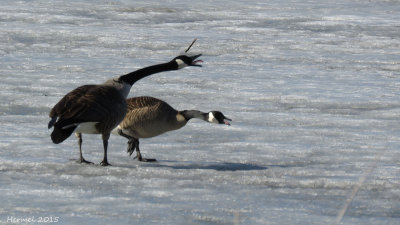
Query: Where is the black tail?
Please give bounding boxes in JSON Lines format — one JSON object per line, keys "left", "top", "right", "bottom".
{"left": 48, "top": 117, "right": 57, "bottom": 129}
{"left": 51, "top": 125, "right": 76, "bottom": 144}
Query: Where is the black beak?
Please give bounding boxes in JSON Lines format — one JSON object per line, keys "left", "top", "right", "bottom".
{"left": 189, "top": 54, "right": 203, "bottom": 67}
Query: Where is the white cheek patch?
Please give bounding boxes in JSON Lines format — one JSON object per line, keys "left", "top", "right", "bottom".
{"left": 208, "top": 112, "right": 218, "bottom": 123}
{"left": 175, "top": 59, "right": 187, "bottom": 69}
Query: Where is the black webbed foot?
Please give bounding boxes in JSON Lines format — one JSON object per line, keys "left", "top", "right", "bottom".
{"left": 127, "top": 138, "right": 156, "bottom": 162}
{"left": 77, "top": 158, "right": 94, "bottom": 164}
{"left": 134, "top": 150, "right": 157, "bottom": 162}
{"left": 134, "top": 155, "right": 157, "bottom": 162}
{"left": 141, "top": 158, "right": 157, "bottom": 162}
{"left": 100, "top": 160, "right": 111, "bottom": 166}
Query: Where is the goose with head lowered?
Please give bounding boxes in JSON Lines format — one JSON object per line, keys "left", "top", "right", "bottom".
{"left": 112, "top": 96, "right": 232, "bottom": 162}
{"left": 48, "top": 54, "right": 202, "bottom": 166}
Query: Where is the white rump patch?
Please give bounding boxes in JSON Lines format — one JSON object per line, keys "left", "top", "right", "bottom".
{"left": 111, "top": 126, "right": 121, "bottom": 135}
{"left": 73, "top": 122, "right": 99, "bottom": 134}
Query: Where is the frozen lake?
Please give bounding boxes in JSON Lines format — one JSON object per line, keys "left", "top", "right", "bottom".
{"left": 1, "top": 0, "right": 399, "bottom": 224}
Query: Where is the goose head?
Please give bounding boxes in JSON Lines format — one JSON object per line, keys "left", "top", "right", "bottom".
{"left": 173, "top": 54, "right": 203, "bottom": 69}
{"left": 207, "top": 111, "right": 232, "bottom": 126}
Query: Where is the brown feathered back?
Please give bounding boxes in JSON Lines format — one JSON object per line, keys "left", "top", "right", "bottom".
{"left": 120, "top": 96, "right": 187, "bottom": 138}
{"left": 49, "top": 85, "right": 127, "bottom": 143}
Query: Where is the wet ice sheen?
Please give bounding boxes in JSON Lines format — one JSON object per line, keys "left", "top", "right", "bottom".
{"left": 1, "top": 0, "right": 399, "bottom": 224}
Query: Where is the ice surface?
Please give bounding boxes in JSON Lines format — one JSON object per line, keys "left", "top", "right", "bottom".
{"left": 1, "top": 0, "right": 399, "bottom": 224}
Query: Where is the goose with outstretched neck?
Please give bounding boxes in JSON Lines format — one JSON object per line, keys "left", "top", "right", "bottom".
{"left": 48, "top": 54, "right": 202, "bottom": 166}
{"left": 112, "top": 96, "right": 231, "bottom": 162}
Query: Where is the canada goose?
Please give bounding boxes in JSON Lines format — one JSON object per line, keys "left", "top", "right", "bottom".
{"left": 48, "top": 54, "right": 203, "bottom": 166}
{"left": 112, "top": 96, "right": 232, "bottom": 162}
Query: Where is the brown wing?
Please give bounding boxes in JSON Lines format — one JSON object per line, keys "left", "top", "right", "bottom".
{"left": 123, "top": 96, "right": 171, "bottom": 126}
{"left": 49, "top": 85, "right": 93, "bottom": 120}
{"left": 49, "top": 85, "right": 127, "bottom": 131}
{"left": 120, "top": 96, "right": 182, "bottom": 138}
{"left": 125, "top": 96, "right": 164, "bottom": 111}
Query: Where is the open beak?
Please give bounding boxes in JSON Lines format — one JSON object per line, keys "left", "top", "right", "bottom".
{"left": 189, "top": 54, "right": 203, "bottom": 67}
{"left": 224, "top": 117, "right": 232, "bottom": 126}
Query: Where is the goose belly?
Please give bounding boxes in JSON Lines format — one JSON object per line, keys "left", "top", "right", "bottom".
{"left": 136, "top": 126, "right": 169, "bottom": 138}
{"left": 126, "top": 120, "right": 184, "bottom": 139}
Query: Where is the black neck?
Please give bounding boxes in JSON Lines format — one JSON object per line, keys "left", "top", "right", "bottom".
{"left": 119, "top": 61, "right": 177, "bottom": 85}
{"left": 180, "top": 110, "right": 207, "bottom": 121}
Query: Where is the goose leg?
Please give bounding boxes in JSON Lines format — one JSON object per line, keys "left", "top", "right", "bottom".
{"left": 119, "top": 130, "right": 139, "bottom": 157}
{"left": 133, "top": 138, "right": 156, "bottom": 162}
{"left": 127, "top": 138, "right": 136, "bottom": 156}
{"left": 120, "top": 130, "right": 156, "bottom": 162}
{"left": 100, "top": 133, "right": 111, "bottom": 166}
{"left": 75, "top": 133, "right": 93, "bottom": 164}
{"left": 118, "top": 129, "right": 131, "bottom": 139}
